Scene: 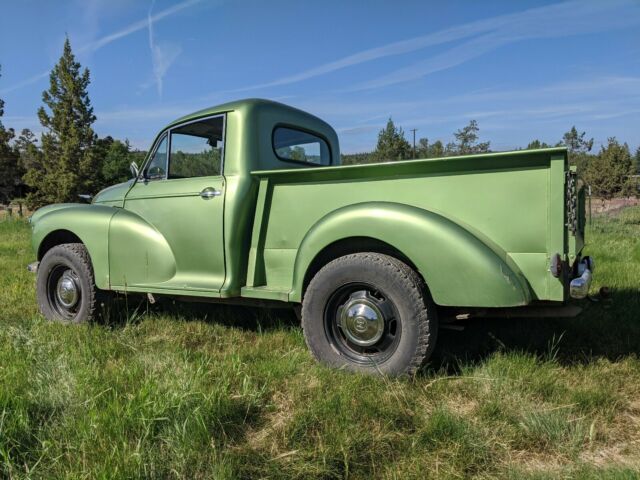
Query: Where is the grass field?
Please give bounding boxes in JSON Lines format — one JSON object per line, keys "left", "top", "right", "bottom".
{"left": 1, "top": 208, "right": 639, "bottom": 479}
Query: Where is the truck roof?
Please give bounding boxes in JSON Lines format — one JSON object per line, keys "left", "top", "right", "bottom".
{"left": 167, "top": 98, "right": 331, "bottom": 130}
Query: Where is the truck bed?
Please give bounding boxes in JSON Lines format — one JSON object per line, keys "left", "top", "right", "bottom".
{"left": 242, "top": 148, "right": 583, "bottom": 307}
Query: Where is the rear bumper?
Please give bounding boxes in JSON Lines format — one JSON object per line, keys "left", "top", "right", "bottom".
{"left": 569, "top": 256, "right": 594, "bottom": 299}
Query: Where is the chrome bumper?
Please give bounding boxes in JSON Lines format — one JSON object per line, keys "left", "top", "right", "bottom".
{"left": 569, "top": 256, "right": 594, "bottom": 299}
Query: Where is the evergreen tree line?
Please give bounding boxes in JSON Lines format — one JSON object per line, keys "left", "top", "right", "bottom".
{"left": 1, "top": 39, "right": 638, "bottom": 208}
{"left": 342, "top": 118, "right": 639, "bottom": 200}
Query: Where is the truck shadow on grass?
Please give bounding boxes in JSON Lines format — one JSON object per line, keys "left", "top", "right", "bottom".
{"left": 103, "top": 294, "right": 300, "bottom": 332}
{"left": 104, "top": 288, "right": 639, "bottom": 374}
{"left": 432, "top": 288, "right": 640, "bottom": 373}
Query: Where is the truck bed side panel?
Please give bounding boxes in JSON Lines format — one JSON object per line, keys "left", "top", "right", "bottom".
{"left": 245, "top": 149, "right": 569, "bottom": 306}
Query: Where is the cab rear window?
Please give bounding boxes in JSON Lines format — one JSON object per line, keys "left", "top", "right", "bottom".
{"left": 273, "top": 127, "right": 330, "bottom": 166}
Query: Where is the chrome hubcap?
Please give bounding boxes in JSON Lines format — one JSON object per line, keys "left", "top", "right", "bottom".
{"left": 339, "top": 292, "right": 385, "bottom": 347}
{"left": 326, "top": 284, "right": 401, "bottom": 364}
{"left": 56, "top": 271, "right": 79, "bottom": 308}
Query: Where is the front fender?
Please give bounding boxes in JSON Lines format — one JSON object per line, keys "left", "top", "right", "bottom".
{"left": 107, "top": 208, "right": 176, "bottom": 287}
{"left": 31, "top": 204, "right": 117, "bottom": 290}
{"left": 290, "top": 202, "right": 531, "bottom": 307}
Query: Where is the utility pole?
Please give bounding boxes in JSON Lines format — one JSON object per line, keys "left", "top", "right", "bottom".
{"left": 410, "top": 128, "right": 418, "bottom": 159}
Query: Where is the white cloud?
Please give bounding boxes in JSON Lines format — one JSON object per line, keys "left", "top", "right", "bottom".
{"left": 147, "top": 1, "right": 183, "bottom": 97}
{"left": 79, "top": 0, "right": 200, "bottom": 54}
{"left": 447, "top": 76, "right": 640, "bottom": 104}
{"left": 0, "top": 0, "right": 202, "bottom": 95}
{"left": 0, "top": 71, "right": 51, "bottom": 95}
{"left": 231, "top": 0, "right": 640, "bottom": 93}
{"left": 292, "top": 75, "right": 640, "bottom": 124}
{"left": 307, "top": 75, "right": 640, "bottom": 152}
{"left": 95, "top": 105, "right": 192, "bottom": 123}
{"left": 354, "top": 0, "right": 640, "bottom": 91}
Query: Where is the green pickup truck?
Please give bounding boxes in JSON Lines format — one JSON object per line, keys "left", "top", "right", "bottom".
{"left": 28, "top": 98, "right": 593, "bottom": 375}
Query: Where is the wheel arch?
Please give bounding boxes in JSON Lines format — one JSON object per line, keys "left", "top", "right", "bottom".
{"left": 301, "top": 236, "right": 423, "bottom": 297}
{"left": 37, "top": 229, "right": 83, "bottom": 260}
{"left": 290, "top": 202, "right": 531, "bottom": 307}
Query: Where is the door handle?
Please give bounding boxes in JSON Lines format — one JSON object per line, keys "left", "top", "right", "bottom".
{"left": 200, "top": 187, "right": 222, "bottom": 199}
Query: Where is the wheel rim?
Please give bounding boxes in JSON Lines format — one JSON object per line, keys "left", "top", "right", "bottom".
{"left": 325, "top": 283, "right": 401, "bottom": 365}
{"left": 47, "top": 265, "right": 81, "bottom": 319}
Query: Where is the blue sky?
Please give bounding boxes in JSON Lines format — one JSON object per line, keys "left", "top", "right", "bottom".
{"left": 1, "top": 0, "right": 639, "bottom": 154}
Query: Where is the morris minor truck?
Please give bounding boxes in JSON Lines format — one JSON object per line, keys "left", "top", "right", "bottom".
{"left": 28, "top": 99, "right": 593, "bottom": 375}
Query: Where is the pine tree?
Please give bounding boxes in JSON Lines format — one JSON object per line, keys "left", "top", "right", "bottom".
{"left": 0, "top": 65, "right": 20, "bottom": 204}
{"left": 15, "top": 129, "right": 42, "bottom": 173}
{"left": 429, "top": 140, "right": 445, "bottom": 158}
{"left": 451, "top": 120, "right": 490, "bottom": 155}
{"left": 584, "top": 137, "right": 634, "bottom": 199}
{"left": 374, "top": 118, "right": 411, "bottom": 161}
{"left": 101, "top": 138, "right": 136, "bottom": 186}
{"left": 527, "top": 140, "right": 552, "bottom": 149}
{"left": 416, "top": 137, "right": 445, "bottom": 158}
{"left": 24, "top": 38, "right": 97, "bottom": 208}
{"left": 561, "top": 126, "right": 593, "bottom": 154}
{"left": 560, "top": 126, "right": 594, "bottom": 174}
{"left": 416, "top": 138, "right": 429, "bottom": 158}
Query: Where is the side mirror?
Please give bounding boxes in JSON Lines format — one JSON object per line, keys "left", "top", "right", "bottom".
{"left": 130, "top": 161, "right": 140, "bottom": 179}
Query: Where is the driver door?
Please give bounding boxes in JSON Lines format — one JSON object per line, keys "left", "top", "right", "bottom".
{"left": 109, "top": 115, "right": 226, "bottom": 293}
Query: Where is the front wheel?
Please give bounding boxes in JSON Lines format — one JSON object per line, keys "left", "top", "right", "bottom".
{"left": 301, "top": 253, "right": 437, "bottom": 376}
{"left": 36, "top": 243, "right": 102, "bottom": 324}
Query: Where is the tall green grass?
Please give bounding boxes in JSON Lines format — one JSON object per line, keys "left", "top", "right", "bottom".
{"left": 0, "top": 209, "right": 639, "bottom": 479}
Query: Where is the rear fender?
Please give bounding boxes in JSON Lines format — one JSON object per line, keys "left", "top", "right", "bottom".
{"left": 290, "top": 202, "right": 531, "bottom": 307}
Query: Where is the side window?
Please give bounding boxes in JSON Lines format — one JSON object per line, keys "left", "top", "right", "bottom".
{"left": 146, "top": 135, "right": 168, "bottom": 180}
{"left": 169, "top": 116, "right": 224, "bottom": 179}
{"left": 273, "top": 127, "right": 330, "bottom": 166}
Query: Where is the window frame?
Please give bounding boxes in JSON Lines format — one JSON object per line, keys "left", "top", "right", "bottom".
{"left": 271, "top": 124, "right": 332, "bottom": 166}
{"left": 143, "top": 132, "right": 168, "bottom": 181}
{"left": 141, "top": 113, "right": 226, "bottom": 182}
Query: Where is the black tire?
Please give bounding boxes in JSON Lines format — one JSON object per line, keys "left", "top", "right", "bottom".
{"left": 302, "top": 253, "right": 437, "bottom": 376}
{"left": 36, "top": 243, "right": 102, "bottom": 324}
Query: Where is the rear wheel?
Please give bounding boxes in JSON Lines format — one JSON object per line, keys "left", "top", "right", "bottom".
{"left": 36, "top": 243, "right": 102, "bottom": 324}
{"left": 302, "top": 253, "right": 437, "bottom": 376}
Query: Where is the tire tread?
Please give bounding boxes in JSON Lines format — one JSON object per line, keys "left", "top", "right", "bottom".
{"left": 37, "top": 243, "right": 100, "bottom": 324}
{"left": 302, "top": 252, "right": 437, "bottom": 376}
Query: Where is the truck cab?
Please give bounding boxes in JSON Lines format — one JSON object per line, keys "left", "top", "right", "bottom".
{"left": 81, "top": 99, "right": 339, "bottom": 297}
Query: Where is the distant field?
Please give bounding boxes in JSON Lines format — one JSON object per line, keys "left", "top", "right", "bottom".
{"left": 1, "top": 208, "right": 639, "bottom": 479}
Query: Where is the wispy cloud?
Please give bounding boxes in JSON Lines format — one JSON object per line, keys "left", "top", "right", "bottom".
{"left": 227, "top": 15, "right": 507, "bottom": 92}
{"left": 0, "top": 71, "right": 51, "bottom": 95}
{"left": 147, "top": 1, "right": 183, "bottom": 97}
{"left": 355, "top": 1, "right": 640, "bottom": 91}
{"left": 0, "top": 0, "right": 201, "bottom": 95}
{"left": 232, "top": 0, "right": 640, "bottom": 93}
{"left": 446, "top": 76, "right": 640, "bottom": 105}
{"left": 95, "top": 104, "right": 192, "bottom": 123}
{"left": 299, "top": 74, "right": 640, "bottom": 152}
{"left": 291, "top": 75, "right": 640, "bottom": 125}
{"left": 78, "top": 0, "right": 200, "bottom": 54}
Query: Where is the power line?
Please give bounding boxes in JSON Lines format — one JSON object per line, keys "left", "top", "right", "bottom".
{"left": 410, "top": 128, "right": 418, "bottom": 159}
